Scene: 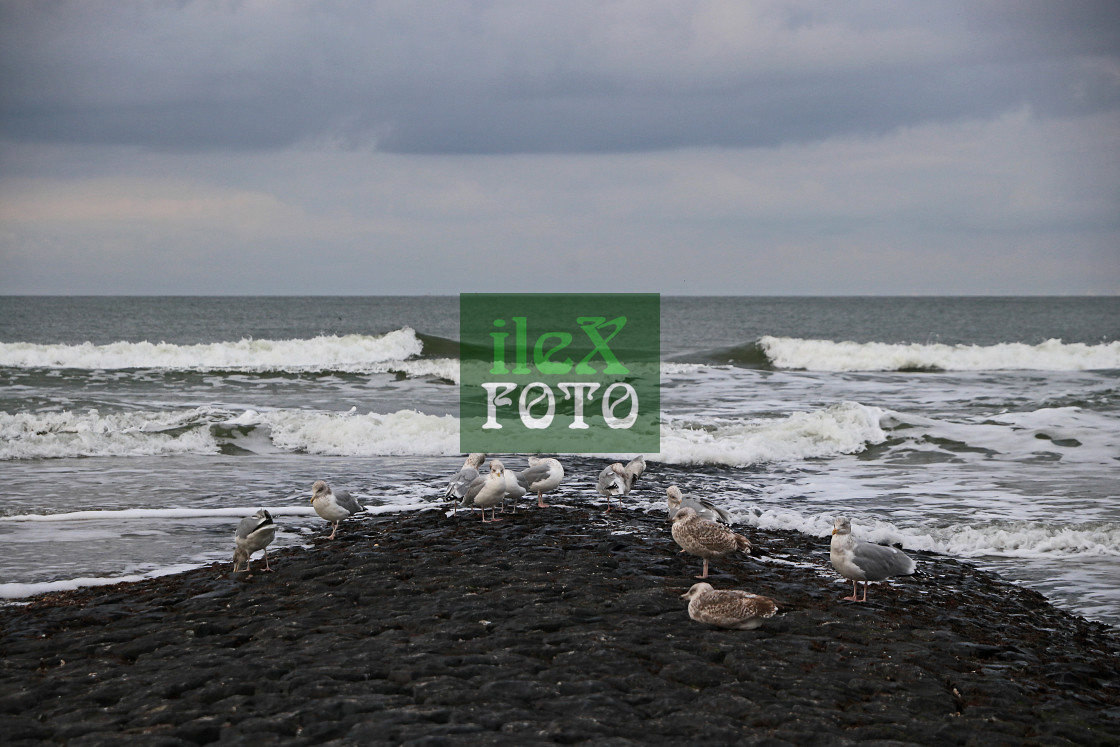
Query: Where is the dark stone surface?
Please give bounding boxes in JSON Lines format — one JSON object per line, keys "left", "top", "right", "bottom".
{"left": 2, "top": 499, "right": 1119, "bottom": 745}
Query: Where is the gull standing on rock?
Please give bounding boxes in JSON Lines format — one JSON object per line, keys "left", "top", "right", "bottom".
{"left": 830, "top": 516, "right": 916, "bottom": 602}
{"left": 622, "top": 455, "right": 646, "bottom": 491}
{"left": 444, "top": 453, "right": 486, "bottom": 503}
{"left": 666, "top": 485, "right": 732, "bottom": 524}
{"left": 463, "top": 459, "right": 508, "bottom": 523}
{"left": 597, "top": 462, "right": 629, "bottom": 513}
{"left": 232, "top": 509, "right": 278, "bottom": 573}
{"left": 311, "top": 480, "right": 366, "bottom": 540}
{"left": 521, "top": 456, "right": 564, "bottom": 508}
{"left": 681, "top": 582, "right": 778, "bottom": 630}
{"left": 671, "top": 506, "right": 752, "bottom": 579}
{"left": 502, "top": 465, "right": 529, "bottom": 513}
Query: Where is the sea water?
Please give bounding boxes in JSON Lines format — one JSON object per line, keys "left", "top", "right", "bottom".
{"left": 1, "top": 296, "right": 1117, "bottom": 627}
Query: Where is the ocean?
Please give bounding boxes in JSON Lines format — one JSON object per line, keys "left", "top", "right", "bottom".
{"left": 1, "top": 296, "right": 1118, "bottom": 628}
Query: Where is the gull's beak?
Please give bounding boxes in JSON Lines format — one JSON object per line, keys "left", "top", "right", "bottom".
{"left": 831, "top": 528, "right": 838, "bottom": 535}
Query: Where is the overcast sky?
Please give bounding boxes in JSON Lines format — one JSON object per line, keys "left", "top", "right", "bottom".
{"left": 1, "top": 1, "right": 1117, "bottom": 295}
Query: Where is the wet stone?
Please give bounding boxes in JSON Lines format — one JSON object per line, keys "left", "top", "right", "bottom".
{"left": 0, "top": 500, "right": 1117, "bottom": 744}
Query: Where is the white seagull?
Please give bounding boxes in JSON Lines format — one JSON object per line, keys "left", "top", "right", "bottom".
{"left": 502, "top": 465, "right": 529, "bottom": 513}
{"left": 462, "top": 459, "right": 508, "bottom": 523}
{"left": 622, "top": 455, "right": 646, "bottom": 491}
{"left": 666, "top": 485, "right": 732, "bottom": 524}
{"left": 830, "top": 516, "right": 917, "bottom": 602}
{"left": 596, "top": 462, "right": 629, "bottom": 513}
{"left": 444, "top": 453, "right": 486, "bottom": 502}
{"left": 311, "top": 480, "right": 366, "bottom": 540}
{"left": 232, "top": 509, "right": 278, "bottom": 573}
{"left": 521, "top": 456, "right": 564, "bottom": 508}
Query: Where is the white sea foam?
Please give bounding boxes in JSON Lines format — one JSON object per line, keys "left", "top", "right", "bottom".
{"left": 265, "top": 409, "right": 459, "bottom": 456}
{"left": 0, "top": 565, "right": 204, "bottom": 601}
{"left": 370, "top": 358, "right": 459, "bottom": 383}
{"left": 922, "top": 521, "right": 1120, "bottom": 558}
{"left": 0, "top": 406, "right": 460, "bottom": 459}
{"left": 656, "top": 401, "right": 887, "bottom": 466}
{"left": 746, "top": 508, "right": 1120, "bottom": 559}
{"left": 0, "top": 507, "right": 315, "bottom": 522}
{"left": 661, "top": 362, "right": 715, "bottom": 376}
{"left": 3, "top": 398, "right": 884, "bottom": 464}
{"left": 759, "top": 336, "right": 1120, "bottom": 372}
{"left": 882, "top": 405, "right": 1120, "bottom": 466}
{"left": 0, "top": 328, "right": 424, "bottom": 372}
{"left": 0, "top": 503, "right": 431, "bottom": 524}
{"left": 0, "top": 408, "right": 223, "bottom": 459}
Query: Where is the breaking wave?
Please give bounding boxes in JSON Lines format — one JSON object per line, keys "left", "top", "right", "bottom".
{"left": 2, "top": 402, "right": 887, "bottom": 465}
{"left": 0, "top": 328, "right": 429, "bottom": 373}
{"left": 758, "top": 336, "right": 1120, "bottom": 372}
{"left": 738, "top": 509, "right": 1120, "bottom": 560}
{"left": 676, "top": 337, "right": 1120, "bottom": 371}
{"left": 0, "top": 406, "right": 459, "bottom": 460}
{"left": 657, "top": 402, "right": 888, "bottom": 467}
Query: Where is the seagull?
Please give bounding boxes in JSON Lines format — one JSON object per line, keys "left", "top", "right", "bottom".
{"left": 671, "top": 506, "right": 752, "bottom": 579}
{"left": 462, "top": 459, "right": 508, "bottom": 523}
{"left": 444, "top": 453, "right": 486, "bottom": 502}
{"left": 521, "top": 456, "right": 564, "bottom": 508}
{"left": 502, "top": 464, "right": 529, "bottom": 513}
{"left": 311, "top": 480, "right": 366, "bottom": 539}
{"left": 596, "top": 462, "right": 629, "bottom": 513}
{"left": 666, "top": 485, "right": 732, "bottom": 524}
{"left": 830, "top": 516, "right": 917, "bottom": 602}
{"left": 232, "top": 509, "right": 278, "bottom": 573}
{"left": 681, "top": 582, "right": 778, "bottom": 630}
{"left": 622, "top": 455, "right": 646, "bottom": 491}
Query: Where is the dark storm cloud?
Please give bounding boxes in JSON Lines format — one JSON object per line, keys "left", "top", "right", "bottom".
{"left": 1, "top": 0, "right": 1117, "bottom": 154}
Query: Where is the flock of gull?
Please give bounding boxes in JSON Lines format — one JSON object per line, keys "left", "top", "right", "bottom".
{"left": 231, "top": 454, "right": 917, "bottom": 630}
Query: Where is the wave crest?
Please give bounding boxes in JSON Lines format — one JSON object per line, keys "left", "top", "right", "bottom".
{"left": 0, "top": 328, "right": 424, "bottom": 372}
{"left": 742, "top": 509, "right": 1120, "bottom": 559}
{"left": 657, "top": 402, "right": 887, "bottom": 467}
{"left": 758, "top": 336, "right": 1120, "bottom": 372}
{"left": 0, "top": 406, "right": 459, "bottom": 460}
{"left": 0, "top": 408, "right": 223, "bottom": 459}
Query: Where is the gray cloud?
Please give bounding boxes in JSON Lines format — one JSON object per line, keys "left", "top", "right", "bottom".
{"left": 1, "top": 1, "right": 1117, "bottom": 296}
{"left": 2, "top": 1, "right": 1117, "bottom": 154}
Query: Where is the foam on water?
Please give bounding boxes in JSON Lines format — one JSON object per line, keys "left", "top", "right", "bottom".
{"left": 378, "top": 358, "right": 458, "bottom": 382}
{"left": 728, "top": 506, "right": 1120, "bottom": 561}
{"left": 656, "top": 401, "right": 887, "bottom": 466}
{"left": 0, "top": 406, "right": 460, "bottom": 459}
{"left": 264, "top": 409, "right": 459, "bottom": 456}
{"left": 0, "top": 408, "right": 223, "bottom": 459}
{"left": 0, "top": 507, "right": 316, "bottom": 522}
{"left": 0, "top": 503, "right": 432, "bottom": 524}
{"left": 3, "top": 402, "right": 889, "bottom": 463}
{"left": 0, "top": 328, "right": 424, "bottom": 372}
{"left": 881, "top": 405, "right": 1120, "bottom": 466}
{"left": 759, "top": 336, "right": 1120, "bottom": 372}
{"left": 0, "top": 565, "right": 205, "bottom": 601}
